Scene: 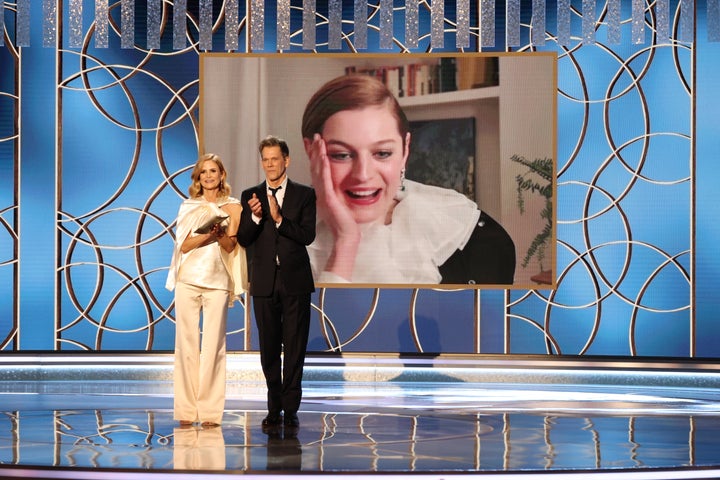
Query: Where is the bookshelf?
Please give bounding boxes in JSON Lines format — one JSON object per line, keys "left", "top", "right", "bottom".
{"left": 398, "top": 85, "right": 500, "bottom": 108}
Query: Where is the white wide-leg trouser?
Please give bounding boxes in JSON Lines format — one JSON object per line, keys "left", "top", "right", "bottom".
{"left": 173, "top": 426, "right": 226, "bottom": 470}
{"left": 173, "top": 282, "right": 228, "bottom": 424}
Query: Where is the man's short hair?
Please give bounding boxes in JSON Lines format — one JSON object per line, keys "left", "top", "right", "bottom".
{"left": 259, "top": 135, "right": 289, "bottom": 157}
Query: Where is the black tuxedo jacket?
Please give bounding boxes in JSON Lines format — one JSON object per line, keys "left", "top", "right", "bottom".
{"left": 237, "top": 179, "right": 316, "bottom": 297}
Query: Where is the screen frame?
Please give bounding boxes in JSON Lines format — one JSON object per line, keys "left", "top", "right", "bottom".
{"left": 199, "top": 52, "right": 557, "bottom": 290}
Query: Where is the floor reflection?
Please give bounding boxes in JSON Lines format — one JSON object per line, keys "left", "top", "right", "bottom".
{"left": 173, "top": 425, "right": 226, "bottom": 470}
{"left": 264, "top": 427, "right": 302, "bottom": 471}
{"left": 2, "top": 407, "right": 720, "bottom": 474}
{"left": 1, "top": 382, "right": 720, "bottom": 478}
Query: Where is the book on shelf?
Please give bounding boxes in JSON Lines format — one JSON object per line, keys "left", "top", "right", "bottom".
{"left": 344, "top": 57, "right": 497, "bottom": 98}
{"left": 438, "top": 57, "right": 457, "bottom": 93}
{"left": 456, "top": 57, "right": 499, "bottom": 89}
{"left": 409, "top": 63, "right": 435, "bottom": 96}
{"left": 384, "top": 67, "right": 401, "bottom": 99}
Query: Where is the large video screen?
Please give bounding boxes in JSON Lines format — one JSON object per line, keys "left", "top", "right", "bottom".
{"left": 200, "top": 53, "right": 556, "bottom": 289}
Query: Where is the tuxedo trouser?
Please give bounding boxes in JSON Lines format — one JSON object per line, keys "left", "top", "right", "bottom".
{"left": 253, "top": 267, "right": 311, "bottom": 415}
{"left": 173, "top": 282, "right": 228, "bottom": 424}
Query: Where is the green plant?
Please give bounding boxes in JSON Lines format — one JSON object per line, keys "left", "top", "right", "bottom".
{"left": 510, "top": 155, "right": 553, "bottom": 271}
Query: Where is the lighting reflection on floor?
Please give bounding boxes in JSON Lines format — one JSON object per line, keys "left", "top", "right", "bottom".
{"left": 2, "top": 382, "right": 720, "bottom": 479}
{"left": 3, "top": 354, "right": 720, "bottom": 479}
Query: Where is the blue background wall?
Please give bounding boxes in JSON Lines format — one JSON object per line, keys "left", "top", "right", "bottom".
{"left": 0, "top": 0, "right": 717, "bottom": 356}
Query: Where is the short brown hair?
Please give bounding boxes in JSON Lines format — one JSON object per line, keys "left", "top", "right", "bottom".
{"left": 301, "top": 74, "right": 409, "bottom": 141}
{"left": 258, "top": 135, "right": 289, "bottom": 157}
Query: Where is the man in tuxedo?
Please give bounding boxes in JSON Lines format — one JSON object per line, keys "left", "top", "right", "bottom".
{"left": 237, "top": 135, "right": 316, "bottom": 430}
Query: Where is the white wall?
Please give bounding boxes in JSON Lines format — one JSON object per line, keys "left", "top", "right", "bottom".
{"left": 499, "top": 55, "right": 556, "bottom": 284}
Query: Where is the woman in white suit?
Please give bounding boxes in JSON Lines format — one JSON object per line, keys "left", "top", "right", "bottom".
{"left": 166, "top": 153, "right": 247, "bottom": 427}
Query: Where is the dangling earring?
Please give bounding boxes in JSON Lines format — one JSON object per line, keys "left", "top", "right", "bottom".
{"left": 395, "top": 168, "right": 407, "bottom": 200}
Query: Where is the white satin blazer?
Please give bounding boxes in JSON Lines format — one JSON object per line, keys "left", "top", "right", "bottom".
{"left": 165, "top": 197, "right": 248, "bottom": 305}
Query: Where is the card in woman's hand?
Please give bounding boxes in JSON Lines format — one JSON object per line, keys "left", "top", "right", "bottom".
{"left": 194, "top": 215, "right": 229, "bottom": 234}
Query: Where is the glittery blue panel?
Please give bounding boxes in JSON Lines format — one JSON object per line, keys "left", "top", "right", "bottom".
{"left": 199, "top": 0, "right": 213, "bottom": 50}
{"left": 531, "top": 0, "right": 546, "bottom": 45}
{"left": 328, "top": 0, "right": 342, "bottom": 49}
{"left": 17, "top": 0, "right": 30, "bottom": 46}
{"left": 379, "top": 0, "right": 393, "bottom": 48}
{"left": 456, "top": 0, "right": 470, "bottom": 48}
{"left": 354, "top": 0, "right": 367, "bottom": 49}
{"left": 251, "top": 0, "right": 265, "bottom": 50}
{"left": 606, "top": 0, "right": 621, "bottom": 44}
{"left": 225, "top": 0, "right": 239, "bottom": 51}
{"left": 4, "top": 0, "right": 720, "bottom": 51}
{"left": 278, "top": 0, "right": 291, "bottom": 50}
{"left": 481, "top": 0, "right": 495, "bottom": 47}
{"left": 94, "top": 0, "right": 108, "bottom": 48}
{"left": 632, "top": 0, "right": 645, "bottom": 44}
{"left": 406, "top": 0, "right": 419, "bottom": 48}
{"left": 506, "top": 0, "right": 520, "bottom": 46}
{"left": 680, "top": 0, "right": 694, "bottom": 42}
{"left": 121, "top": 0, "right": 134, "bottom": 48}
{"left": 42, "top": 0, "right": 56, "bottom": 47}
{"left": 173, "top": 0, "right": 187, "bottom": 49}
{"left": 710, "top": 0, "right": 720, "bottom": 41}
{"left": 431, "top": 0, "right": 445, "bottom": 47}
{"left": 582, "top": 0, "right": 595, "bottom": 44}
{"left": 147, "top": 0, "right": 161, "bottom": 49}
{"left": 556, "top": 0, "right": 570, "bottom": 45}
{"left": 656, "top": 0, "right": 670, "bottom": 42}
{"left": 303, "top": 0, "right": 317, "bottom": 50}
{"left": 68, "top": 0, "right": 83, "bottom": 47}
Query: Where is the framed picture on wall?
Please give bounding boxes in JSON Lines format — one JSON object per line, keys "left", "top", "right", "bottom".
{"left": 407, "top": 117, "right": 476, "bottom": 200}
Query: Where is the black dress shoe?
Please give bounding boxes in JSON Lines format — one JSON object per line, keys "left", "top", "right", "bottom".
{"left": 283, "top": 412, "right": 299, "bottom": 427}
{"left": 262, "top": 413, "right": 282, "bottom": 427}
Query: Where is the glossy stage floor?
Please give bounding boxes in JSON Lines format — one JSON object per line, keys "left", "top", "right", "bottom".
{"left": 2, "top": 354, "right": 720, "bottom": 479}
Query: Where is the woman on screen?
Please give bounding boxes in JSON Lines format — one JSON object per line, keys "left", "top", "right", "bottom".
{"left": 302, "top": 74, "right": 515, "bottom": 285}
{"left": 165, "top": 153, "right": 247, "bottom": 427}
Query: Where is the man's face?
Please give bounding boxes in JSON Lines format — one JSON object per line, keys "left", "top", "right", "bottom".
{"left": 261, "top": 145, "right": 289, "bottom": 187}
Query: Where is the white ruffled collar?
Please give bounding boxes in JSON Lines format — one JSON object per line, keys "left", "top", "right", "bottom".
{"left": 309, "top": 180, "right": 479, "bottom": 284}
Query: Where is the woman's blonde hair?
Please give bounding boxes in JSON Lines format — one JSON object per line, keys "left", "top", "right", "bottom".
{"left": 188, "top": 153, "right": 232, "bottom": 199}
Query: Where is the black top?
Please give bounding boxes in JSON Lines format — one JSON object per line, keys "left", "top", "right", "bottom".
{"left": 438, "top": 211, "right": 516, "bottom": 285}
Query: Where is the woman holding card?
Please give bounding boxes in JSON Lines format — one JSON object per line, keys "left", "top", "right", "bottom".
{"left": 166, "top": 153, "right": 247, "bottom": 427}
